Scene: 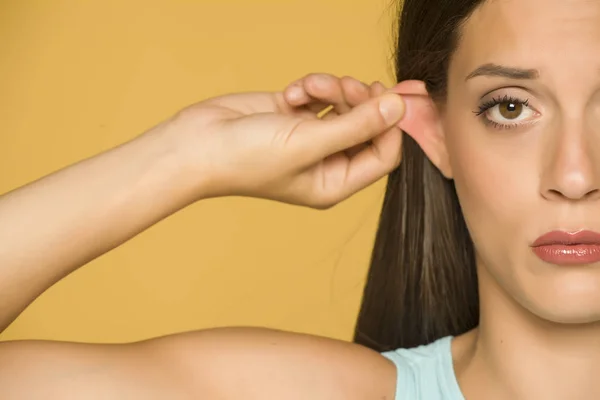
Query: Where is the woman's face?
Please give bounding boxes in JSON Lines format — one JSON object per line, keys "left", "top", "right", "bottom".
{"left": 443, "top": 0, "right": 600, "bottom": 323}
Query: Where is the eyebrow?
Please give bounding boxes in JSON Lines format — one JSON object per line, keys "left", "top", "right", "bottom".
{"left": 465, "top": 63, "right": 540, "bottom": 81}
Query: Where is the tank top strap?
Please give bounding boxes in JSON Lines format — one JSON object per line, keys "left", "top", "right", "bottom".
{"left": 381, "top": 336, "right": 465, "bottom": 400}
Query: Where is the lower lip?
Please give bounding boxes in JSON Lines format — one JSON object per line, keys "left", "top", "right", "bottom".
{"left": 532, "top": 244, "right": 600, "bottom": 265}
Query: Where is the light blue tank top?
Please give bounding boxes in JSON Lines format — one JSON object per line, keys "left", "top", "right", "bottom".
{"left": 381, "top": 336, "right": 465, "bottom": 400}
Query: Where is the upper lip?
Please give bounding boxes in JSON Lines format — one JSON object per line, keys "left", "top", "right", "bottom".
{"left": 532, "top": 230, "right": 600, "bottom": 247}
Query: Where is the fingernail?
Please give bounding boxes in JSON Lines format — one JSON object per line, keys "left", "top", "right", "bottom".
{"left": 379, "top": 94, "right": 405, "bottom": 125}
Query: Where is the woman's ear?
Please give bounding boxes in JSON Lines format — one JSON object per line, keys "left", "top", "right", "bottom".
{"left": 388, "top": 80, "right": 453, "bottom": 179}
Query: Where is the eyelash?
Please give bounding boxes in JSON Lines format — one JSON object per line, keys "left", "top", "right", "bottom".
{"left": 473, "top": 94, "right": 531, "bottom": 130}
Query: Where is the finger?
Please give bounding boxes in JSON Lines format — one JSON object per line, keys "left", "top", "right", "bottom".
{"left": 284, "top": 73, "right": 351, "bottom": 115}
{"left": 337, "top": 126, "right": 403, "bottom": 199}
{"left": 343, "top": 81, "right": 429, "bottom": 162}
{"left": 304, "top": 74, "right": 351, "bottom": 115}
{"left": 320, "top": 78, "right": 381, "bottom": 122}
{"left": 294, "top": 93, "right": 405, "bottom": 164}
{"left": 307, "top": 76, "right": 372, "bottom": 116}
{"left": 369, "top": 81, "right": 387, "bottom": 98}
{"left": 340, "top": 76, "right": 371, "bottom": 107}
{"left": 284, "top": 82, "right": 312, "bottom": 106}
{"left": 283, "top": 74, "right": 333, "bottom": 113}
{"left": 342, "top": 80, "right": 377, "bottom": 154}
{"left": 344, "top": 141, "right": 371, "bottom": 158}
{"left": 291, "top": 127, "right": 401, "bottom": 208}
{"left": 284, "top": 75, "right": 373, "bottom": 121}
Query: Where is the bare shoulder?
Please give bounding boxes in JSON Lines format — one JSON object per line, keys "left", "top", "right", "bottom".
{"left": 0, "top": 327, "right": 397, "bottom": 400}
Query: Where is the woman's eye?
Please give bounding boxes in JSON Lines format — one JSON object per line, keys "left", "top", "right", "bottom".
{"left": 488, "top": 100, "right": 534, "bottom": 121}
{"left": 496, "top": 101, "right": 524, "bottom": 119}
{"left": 479, "top": 97, "right": 538, "bottom": 129}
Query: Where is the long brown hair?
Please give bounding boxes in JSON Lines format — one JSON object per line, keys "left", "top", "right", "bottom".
{"left": 354, "top": 0, "right": 486, "bottom": 351}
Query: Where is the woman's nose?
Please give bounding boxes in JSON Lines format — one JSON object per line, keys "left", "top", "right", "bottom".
{"left": 540, "top": 118, "right": 600, "bottom": 202}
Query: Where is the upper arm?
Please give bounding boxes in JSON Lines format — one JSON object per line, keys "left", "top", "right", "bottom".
{"left": 0, "top": 328, "right": 397, "bottom": 400}
{"left": 0, "top": 339, "right": 182, "bottom": 399}
{"left": 148, "top": 327, "right": 397, "bottom": 399}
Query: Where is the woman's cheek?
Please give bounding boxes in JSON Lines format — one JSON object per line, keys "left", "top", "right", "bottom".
{"left": 450, "top": 141, "right": 536, "bottom": 254}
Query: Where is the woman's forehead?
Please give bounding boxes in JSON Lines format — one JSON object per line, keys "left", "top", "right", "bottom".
{"left": 451, "top": 0, "right": 600, "bottom": 82}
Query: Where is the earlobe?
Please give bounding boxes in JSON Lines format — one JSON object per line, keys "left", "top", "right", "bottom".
{"left": 388, "top": 81, "right": 453, "bottom": 179}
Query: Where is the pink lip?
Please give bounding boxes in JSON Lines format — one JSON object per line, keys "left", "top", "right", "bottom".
{"left": 531, "top": 230, "right": 600, "bottom": 266}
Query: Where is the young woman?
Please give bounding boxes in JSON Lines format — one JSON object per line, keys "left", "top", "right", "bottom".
{"left": 1, "top": 0, "right": 598, "bottom": 398}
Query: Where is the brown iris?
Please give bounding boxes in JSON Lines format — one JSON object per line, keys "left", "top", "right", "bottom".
{"left": 499, "top": 101, "right": 522, "bottom": 119}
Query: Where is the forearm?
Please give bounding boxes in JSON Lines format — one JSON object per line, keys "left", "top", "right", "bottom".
{"left": 0, "top": 124, "right": 202, "bottom": 333}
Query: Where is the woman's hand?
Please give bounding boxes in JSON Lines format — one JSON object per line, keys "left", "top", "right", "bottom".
{"left": 167, "top": 73, "right": 405, "bottom": 209}
{"left": 0, "top": 73, "right": 414, "bottom": 334}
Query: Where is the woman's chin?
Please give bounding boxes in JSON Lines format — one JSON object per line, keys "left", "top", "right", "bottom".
{"left": 526, "top": 279, "right": 600, "bottom": 325}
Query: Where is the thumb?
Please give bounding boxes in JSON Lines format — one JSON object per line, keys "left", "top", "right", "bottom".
{"left": 296, "top": 93, "right": 405, "bottom": 163}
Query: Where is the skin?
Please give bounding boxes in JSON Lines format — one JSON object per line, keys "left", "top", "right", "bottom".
{"left": 0, "top": 74, "right": 404, "bottom": 399}
{"left": 410, "top": 0, "right": 600, "bottom": 398}
{"left": 2, "top": 0, "right": 598, "bottom": 398}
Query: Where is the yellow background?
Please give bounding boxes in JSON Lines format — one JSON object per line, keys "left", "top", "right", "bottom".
{"left": 0, "top": 0, "right": 397, "bottom": 343}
